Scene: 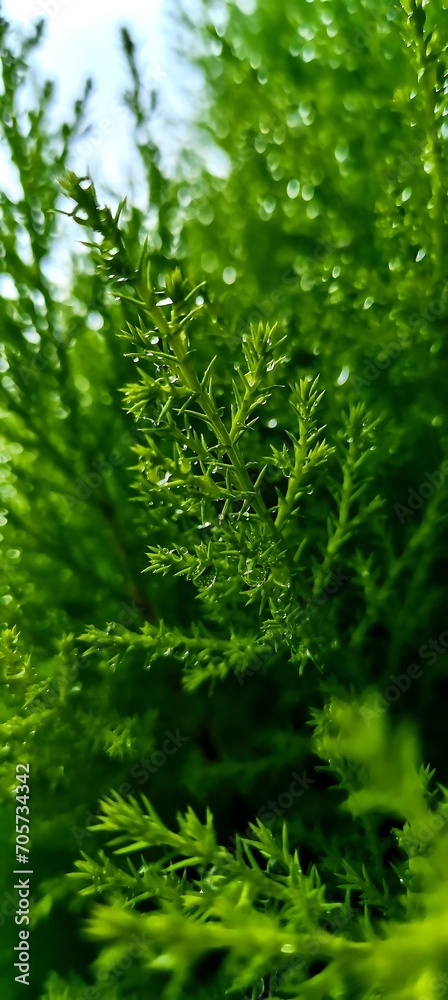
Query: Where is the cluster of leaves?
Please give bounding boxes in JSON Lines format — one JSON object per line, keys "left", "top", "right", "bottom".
{"left": 0, "top": 1, "right": 447, "bottom": 998}
{"left": 63, "top": 703, "right": 448, "bottom": 999}
{"left": 66, "top": 190, "right": 380, "bottom": 687}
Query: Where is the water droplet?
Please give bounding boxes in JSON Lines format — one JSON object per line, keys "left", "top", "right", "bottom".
{"left": 262, "top": 197, "right": 276, "bottom": 215}
{"left": 223, "top": 266, "right": 237, "bottom": 285}
{"left": 298, "top": 24, "right": 315, "bottom": 40}
{"left": 178, "top": 187, "right": 192, "bottom": 207}
{"left": 307, "top": 202, "right": 320, "bottom": 220}
{"left": 388, "top": 258, "right": 401, "bottom": 271}
{"left": 302, "top": 44, "right": 316, "bottom": 63}
{"left": 416, "top": 247, "right": 426, "bottom": 262}
{"left": 337, "top": 366, "right": 350, "bottom": 386}
{"left": 335, "top": 143, "right": 349, "bottom": 163}
{"left": 302, "top": 183, "right": 314, "bottom": 202}
{"left": 286, "top": 179, "right": 300, "bottom": 199}
{"left": 157, "top": 472, "right": 171, "bottom": 486}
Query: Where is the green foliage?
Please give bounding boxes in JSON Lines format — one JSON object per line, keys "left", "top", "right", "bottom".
{"left": 69, "top": 705, "right": 448, "bottom": 1000}
{"left": 0, "top": 1, "right": 447, "bottom": 998}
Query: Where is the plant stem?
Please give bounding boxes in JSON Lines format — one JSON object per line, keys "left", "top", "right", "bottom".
{"left": 275, "top": 417, "right": 307, "bottom": 532}
{"left": 168, "top": 328, "right": 281, "bottom": 543}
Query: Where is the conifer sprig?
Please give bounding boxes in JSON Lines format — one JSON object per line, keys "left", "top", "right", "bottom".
{"left": 71, "top": 705, "right": 448, "bottom": 999}
{"left": 62, "top": 174, "right": 380, "bottom": 688}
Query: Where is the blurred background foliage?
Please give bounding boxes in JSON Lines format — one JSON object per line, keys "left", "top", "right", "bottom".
{"left": 0, "top": 0, "right": 447, "bottom": 996}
